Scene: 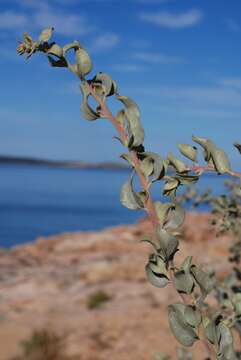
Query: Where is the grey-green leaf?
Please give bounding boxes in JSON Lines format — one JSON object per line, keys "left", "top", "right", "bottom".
{"left": 163, "top": 178, "right": 180, "bottom": 197}
{"left": 157, "top": 228, "right": 179, "bottom": 261}
{"left": 23, "top": 32, "right": 33, "bottom": 45}
{"left": 79, "top": 82, "right": 99, "bottom": 121}
{"left": 234, "top": 142, "right": 241, "bottom": 155}
{"left": 204, "top": 320, "right": 217, "bottom": 345}
{"left": 145, "top": 152, "right": 164, "bottom": 181}
{"left": 211, "top": 148, "right": 232, "bottom": 174}
{"left": 155, "top": 201, "right": 174, "bottom": 227}
{"left": 174, "top": 257, "right": 195, "bottom": 294}
{"left": 217, "top": 322, "right": 236, "bottom": 360}
{"left": 63, "top": 41, "right": 80, "bottom": 55}
{"left": 39, "top": 27, "right": 54, "bottom": 43}
{"left": 145, "top": 264, "right": 169, "bottom": 288}
{"left": 116, "top": 95, "right": 144, "bottom": 148}
{"left": 191, "top": 265, "right": 214, "bottom": 297}
{"left": 167, "top": 153, "right": 187, "bottom": 173}
{"left": 175, "top": 173, "right": 199, "bottom": 186}
{"left": 192, "top": 135, "right": 214, "bottom": 162}
{"left": 184, "top": 306, "right": 201, "bottom": 328}
{"left": 146, "top": 254, "right": 169, "bottom": 288}
{"left": 168, "top": 304, "right": 199, "bottom": 347}
{"left": 233, "top": 294, "right": 241, "bottom": 317}
{"left": 174, "top": 271, "right": 195, "bottom": 295}
{"left": 92, "top": 72, "right": 117, "bottom": 97}
{"left": 140, "top": 156, "right": 154, "bottom": 178}
{"left": 164, "top": 203, "right": 185, "bottom": 230}
{"left": 178, "top": 144, "right": 197, "bottom": 162}
{"left": 76, "top": 48, "right": 92, "bottom": 78}
{"left": 180, "top": 256, "right": 193, "bottom": 273}
{"left": 120, "top": 173, "right": 143, "bottom": 210}
{"left": 47, "top": 44, "right": 63, "bottom": 58}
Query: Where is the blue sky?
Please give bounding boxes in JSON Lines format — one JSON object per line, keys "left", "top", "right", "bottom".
{"left": 0, "top": 0, "right": 241, "bottom": 169}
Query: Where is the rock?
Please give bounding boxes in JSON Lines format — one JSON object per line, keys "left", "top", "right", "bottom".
{"left": 0, "top": 213, "right": 233, "bottom": 359}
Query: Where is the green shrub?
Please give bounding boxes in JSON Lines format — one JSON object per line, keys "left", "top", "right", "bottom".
{"left": 87, "top": 290, "right": 112, "bottom": 310}
{"left": 17, "top": 28, "right": 241, "bottom": 359}
{"left": 9, "top": 329, "right": 70, "bottom": 360}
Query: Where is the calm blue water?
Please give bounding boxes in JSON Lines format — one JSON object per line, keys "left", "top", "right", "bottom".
{"left": 0, "top": 164, "right": 230, "bottom": 247}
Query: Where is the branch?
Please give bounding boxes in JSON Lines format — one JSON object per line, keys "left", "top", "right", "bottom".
{"left": 87, "top": 83, "right": 160, "bottom": 229}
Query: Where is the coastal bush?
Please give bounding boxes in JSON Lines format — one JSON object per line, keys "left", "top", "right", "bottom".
{"left": 17, "top": 28, "right": 241, "bottom": 359}
{"left": 87, "top": 289, "right": 112, "bottom": 309}
{"left": 9, "top": 329, "right": 73, "bottom": 360}
{"left": 181, "top": 181, "right": 241, "bottom": 338}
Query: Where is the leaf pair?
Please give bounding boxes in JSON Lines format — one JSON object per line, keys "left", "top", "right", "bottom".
{"left": 155, "top": 201, "right": 185, "bottom": 230}
{"left": 173, "top": 257, "right": 195, "bottom": 295}
{"left": 191, "top": 264, "right": 214, "bottom": 298}
{"left": 204, "top": 314, "right": 236, "bottom": 359}
{"left": 173, "top": 258, "right": 214, "bottom": 297}
{"left": 139, "top": 152, "right": 166, "bottom": 182}
{"left": 48, "top": 40, "right": 92, "bottom": 80}
{"left": 116, "top": 95, "right": 144, "bottom": 148}
{"left": 178, "top": 144, "right": 197, "bottom": 162}
{"left": 168, "top": 304, "right": 200, "bottom": 347}
{"left": 167, "top": 153, "right": 187, "bottom": 173}
{"left": 80, "top": 82, "right": 99, "bottom": 121}
{"left": 145, "top": 253, "right": 169, "bottom": 288}
{"left": 192, "top": 136, "right": 231, "bottom": 174}
{"left": 156, "top": 228, "right": 179, "bottom": 263}
{"left": 91, "top": 72, "right": 117, "bottom": 97}
{"left": 120, "top": 172, "right": 147, "bottom": 210}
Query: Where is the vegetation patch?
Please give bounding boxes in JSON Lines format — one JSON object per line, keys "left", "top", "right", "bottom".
{"left": 9, "top": 329, "right": 74, "bottom": 360}
{"left": 87, "top": 290, "right": 112, "bottom": 310}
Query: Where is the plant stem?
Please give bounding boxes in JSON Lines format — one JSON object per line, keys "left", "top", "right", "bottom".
{"left": 190, "top": 165, "right": 241, "bottom": 179}
{"left": 87, "top": 83, "right": 160, "bottom": 229}
{"left": 85, "top": 81, "right": 218, "bottom": 360}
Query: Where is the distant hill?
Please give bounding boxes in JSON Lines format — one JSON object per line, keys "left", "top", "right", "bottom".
{"left": 0, "top": 155, "right": 128, "bottom": 170}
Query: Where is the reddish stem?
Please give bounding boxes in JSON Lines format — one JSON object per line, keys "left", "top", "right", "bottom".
{"left": 87, "top": 83, "right": 160, "bottom": 229}
{"left": 87, "top": 82, "right": 217, "bottom": 360}
{"left": 190, "top": 165, "right": 241, "bottom": 178}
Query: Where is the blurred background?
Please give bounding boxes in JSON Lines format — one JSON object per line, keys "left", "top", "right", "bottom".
{"left": 0, "top": 0, "right": 240, "bottom": 247}
{"left": 0, "top": 1, "right": 241, "bottom": 359}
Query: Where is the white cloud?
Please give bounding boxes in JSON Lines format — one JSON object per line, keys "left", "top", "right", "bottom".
{"left": 129, "top": 84, "right": 241, "bottom": 111}
{"left": 11, "top": 0, "right": 83, "bottom": 7}
{"left": 91, "top": 33, "right": 120, "bottom": 51}
{"left": 34, "top": 9, "right": 95, "bottom": 36}
{"left": 132, "top": 51, "right": 184, "bottom": 64}
{"left": 219, "top": 78, "right": 241, "bottom": 91}
{"left": 130, "top": 39, "right": 151, "bottom": 49}
{"left": 0, "top": 5, "right": 95, "bottom": 36}
{"left": 16, "top": 0, "right": 50, "bottom": 10}
{"left": 136, "top": 0, "right": 170, "bottom": 3}
{"left": 0, "top": 11, "right": 28, "bottom": 29}
{"left": 112, "top": 64, "right": 146, "bottom": 72}
{"left": 226, "top": 19, "right": 240, "bottom": 32}
{"left": 139, "top": 9, "right": 203, "bottom": 29}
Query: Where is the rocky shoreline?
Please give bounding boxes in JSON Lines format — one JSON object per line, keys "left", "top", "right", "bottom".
{"left": 0, "top": 213, "right": 233, "bottom": 359}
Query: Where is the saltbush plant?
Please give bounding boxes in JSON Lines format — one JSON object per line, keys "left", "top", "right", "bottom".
{"left": 180, "top": 180, "right": 241, "bottom": 353}
{"left": 9, "top": 329, "right": 73, "bottom": 360}
{"left": 17, "top": 28, "right": 241, "bottom": 359}
{"left": 87, "top": 289, "right": 112, "bottom": 310}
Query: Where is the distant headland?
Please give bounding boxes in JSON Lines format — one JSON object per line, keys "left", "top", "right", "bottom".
{"left": 0, "top": 155, "right": 128, "bottom": 170}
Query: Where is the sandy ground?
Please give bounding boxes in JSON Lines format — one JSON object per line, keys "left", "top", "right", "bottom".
{"left": 0, "top": 213, "right": 237, "bottom": 360}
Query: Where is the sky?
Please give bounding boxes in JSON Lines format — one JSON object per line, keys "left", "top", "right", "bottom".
{"left": 0, "top": 0, "right": 241, "bottom": 169}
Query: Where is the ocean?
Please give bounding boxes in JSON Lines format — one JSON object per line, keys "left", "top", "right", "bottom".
{"left": 0, "top": 164, "right": 231, "bottom": 247}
